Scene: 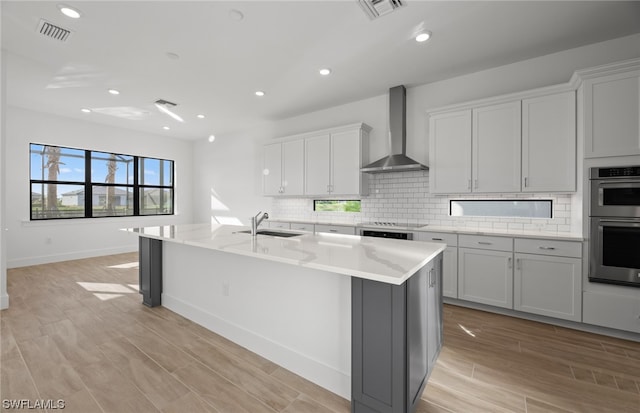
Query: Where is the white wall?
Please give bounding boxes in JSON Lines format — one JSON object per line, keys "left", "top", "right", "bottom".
{"left": 4, "top": 106, "right": 194, "bottom": 268}
{"left": 194, "top": 33, "right": 640, "bottom": 226}
{"left": 0, "top": 3, "right": 8, "bottom": 308}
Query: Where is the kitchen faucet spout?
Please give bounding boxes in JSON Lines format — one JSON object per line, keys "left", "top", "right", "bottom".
{"left": 250, "top": 211, "right": 269, "bottom": 236}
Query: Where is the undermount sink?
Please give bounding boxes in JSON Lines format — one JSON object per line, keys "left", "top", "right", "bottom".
{"left": 236, "top": 230, "right": 303, "bottom": 238}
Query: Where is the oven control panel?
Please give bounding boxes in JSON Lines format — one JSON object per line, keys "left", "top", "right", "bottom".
{"left": 594, "top": 166, "right": 640, "bottom": 178}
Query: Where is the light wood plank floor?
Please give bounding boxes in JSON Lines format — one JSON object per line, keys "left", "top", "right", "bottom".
{"left": 1, "top": 253, "right": 639, "bottom": 412}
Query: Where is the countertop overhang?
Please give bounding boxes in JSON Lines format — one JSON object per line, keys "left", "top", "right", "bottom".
{"left": 123, "top": 223, "right": 446, "bottom": 285}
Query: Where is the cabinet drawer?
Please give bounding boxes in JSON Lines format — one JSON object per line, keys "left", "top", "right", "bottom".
{"left": 315, "top": 224, "right": 356, "bottom": 235}
{"left": 418, "top": 231, "right": 458, "bottom": 246}
{"left": 268, "top": 221, "right": 291, "bottom": 230}
{"left": 290, "top": 222, "right": 314, "bottom": 232}
{"left": 459, "top": 235, "right": 513, "bottom": 251}
{"left": 514, "top": 238, "right": 582, "bottom": 258}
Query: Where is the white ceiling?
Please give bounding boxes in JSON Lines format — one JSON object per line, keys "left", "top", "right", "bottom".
{"left": 3, "top": 1, "right": 640, "bottom": 140}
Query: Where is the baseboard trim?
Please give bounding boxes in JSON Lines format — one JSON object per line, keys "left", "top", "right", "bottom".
{"left": 444, "top": 298, "right": 640, "bottom": 342}
{"left": 0, "top": 293, "right": 8, "bottom": 310}
{"left": 7, "top": 245, "right": 137, "bottom": 268}
{"left": 162, "top": 293, "right": 351, "bottom": 399}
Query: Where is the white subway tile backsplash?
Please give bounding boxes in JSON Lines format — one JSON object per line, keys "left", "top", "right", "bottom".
{"left": 270, "top": 170, "right": 576, "bottom": 233}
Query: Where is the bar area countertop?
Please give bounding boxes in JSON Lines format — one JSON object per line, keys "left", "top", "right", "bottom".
{"left": 123, "top": 223, "right": 445, "bottom": 285}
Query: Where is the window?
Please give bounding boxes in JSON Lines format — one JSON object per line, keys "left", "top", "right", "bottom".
{"left": 450, "top": 199, "right": 552, "bottom": 219}
{"left": 314, "top": 200, "right": 361, "bottom": 212}
{"left": 30, "top": 144, "right": 174, "bottom": 220}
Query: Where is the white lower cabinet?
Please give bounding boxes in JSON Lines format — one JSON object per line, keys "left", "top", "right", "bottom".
{"left": 583, "top": 291, "right": 640, "bottom": 333}
{"left": 418, "top": 232, "right": 458, "bottom": 299}
{"left": 458, "top": 235, "right": 513, "bottom": 309}
{"left": 514, "top": 253, "right": 582, "bottom": 322}
{"left": 314, "top": 224, "right": 356, "bottom": 235}
{"left": 267, "top": 221, "right": 290, "bottom": 230}
{"left": 513, "top": 238, "right": 582, "bottom": 322}
{"left": 290, "top": 222, "right": 314, "bottom": 232}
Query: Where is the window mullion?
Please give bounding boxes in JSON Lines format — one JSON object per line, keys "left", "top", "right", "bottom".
{"left": 85, "top": 150, "right": 92, "bottom": 218}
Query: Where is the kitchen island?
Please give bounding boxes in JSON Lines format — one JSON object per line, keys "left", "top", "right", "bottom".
{"left": 124, "top": 223, "right": 445, "bottom": 413}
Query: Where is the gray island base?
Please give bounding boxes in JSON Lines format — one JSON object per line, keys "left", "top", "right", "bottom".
{"left": 131, "top": 224, "right": 444, "bottom": 413}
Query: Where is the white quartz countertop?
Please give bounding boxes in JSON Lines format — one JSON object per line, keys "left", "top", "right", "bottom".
{"left": 123, "top": 223, "right": 446, "bottom": 285}
{"left": 268, "top": 218, "right": 583, "bottom": 241}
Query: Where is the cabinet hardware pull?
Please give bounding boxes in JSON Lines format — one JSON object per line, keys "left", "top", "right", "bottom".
{"left": 329, "top": 229, "right": 337, "bottom": 233}
{"left": 432, "top": 238, "right": 443, "bottom": 241}
{"left": 524, "top": 177, "right": 529, "bottom": 187}
{"left": 508, "top": 257, "right": 513, "bottom": 269}
{"left": 516, "top": 258, "right": 521, "bottom": 270}
{"left": 478, "top": 241, "right": 492, "bottom": 245}
{"left": 538, "top": 246, "right": 556, "bottom": 250}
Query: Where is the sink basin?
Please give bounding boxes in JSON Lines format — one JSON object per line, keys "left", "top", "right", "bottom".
{"left": 236, "top": 230, "right": 303, "bottom": 238}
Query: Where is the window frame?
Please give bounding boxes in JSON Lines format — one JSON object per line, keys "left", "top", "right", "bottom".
{"left": 29, "top": 143, "right": 175, "bottom": 220}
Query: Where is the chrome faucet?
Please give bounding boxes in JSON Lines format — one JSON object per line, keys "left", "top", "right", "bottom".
{"left": 250, "top": 211, "right": 269, "bottom": 236}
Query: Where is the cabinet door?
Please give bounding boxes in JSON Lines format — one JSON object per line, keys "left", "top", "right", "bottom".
{"left": 584, "top": 70, "right": 640, "bottom": 158}
{"left": 472, "top": 101, "right": 521, "bottom": 193}
{"left": 583, "top": 291, "right": 640, "bottom": 333}
{"left": 331, "top": 129, "right": 361, "bottom": 195}
{"left": 522, "top": 91, "right": 576, "bottom": 192}
{"left": 442, "top": 247, "right": 458, "bottom": 299}
{"left": 458, "top": 248, "right": 513, "bottom": 309}
{"left": 427, "top": 254, "right": 443, "bottom": 372}
{"left": 514, "top": 253, "right": 582, "bottom": 322}
{"left": 429, "top": 110, "right": 472, "bottom": 193}
{"left": 263, "top": 143, "right": 282, "bottom": 196}
{"left": 305, "top": 134, "right": 331, "bottom": 195}
{"left": 282, "top": 140, "right": 304, "bottom": 196}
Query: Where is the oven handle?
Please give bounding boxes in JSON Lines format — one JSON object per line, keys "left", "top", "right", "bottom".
{"left": 597, "top": 219, "right": 640, "bottom": 227}
{"left": 596, "top": 181, "right": 640, "bottom": 186}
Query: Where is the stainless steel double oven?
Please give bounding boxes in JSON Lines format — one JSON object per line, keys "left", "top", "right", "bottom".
{"left": 589, "top": 166, "right": 640, "bottom": 287}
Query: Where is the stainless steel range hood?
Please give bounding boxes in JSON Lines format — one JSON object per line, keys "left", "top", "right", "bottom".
{"left": 361, "top": 85, "right": 428, "bottom": 173}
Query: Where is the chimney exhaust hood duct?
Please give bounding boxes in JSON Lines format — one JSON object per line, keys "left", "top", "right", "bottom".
{"left": 361, "top": 85, "right": 428, "bottom": 173}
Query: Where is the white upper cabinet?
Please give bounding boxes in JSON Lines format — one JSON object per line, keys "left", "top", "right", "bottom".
{"left": 263, "top": 123, "right": 370, "bottom": 197}
{"left": 263, "top": 143, "right": 283, "bottom": 196}
{"left": 428, "top": 110, "right": 472, "bottom": 194}
{"left": 304, "top": 134, "right": 331, "bottom": 195}
{"left": 331, "top": 129, "right": 362, "bottom": 195}
{"left": 304, "top": 124, "right": 370, "bottom": 196}
{"left": 522, "top": 91, "right": 576, "bottom": 192}
{"left": 428, "top": 87, "right": 577, "bottom": 194}
{"left": 581, "top": 63, "right": 640, "bottom": 158}
{"left": 472, "top": 101, "right": 522, "bottom": 193}
{"left": 282, "top": 140, "right": 305, "bottom": 195}
{"left": 262, "top": 139, "right": 304, "bottom": 196}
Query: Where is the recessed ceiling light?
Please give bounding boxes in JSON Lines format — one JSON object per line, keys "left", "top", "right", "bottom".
{"left": 58, "top": 4, "right": 81, "bottom": 19}
{"left": 208, "top": 135, "right": 216, "bottom": 143}
{"left": 415, "top": 31, "right": 432, "bottom": 42}
{"left": 229, "top": 9, "right": 244, "bottom": 21}
{"left": 108, "top": 89, "right": 120, "bottom": 95}
{"left": 81, "top": 108, "right": 91, "bottom": 113}
{"left": 319, "top": 68, "right": 332, "bottom": 76}
{"left": 255, "top": 91, "right": 265, "bottom": 97}
{"left": 197, "top": 114, "right": 205, "bottom": 119}
{"left": 163, "top": 126, "right": 170, "bottom": 130}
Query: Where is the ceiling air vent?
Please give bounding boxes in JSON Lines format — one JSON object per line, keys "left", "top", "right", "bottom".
{"left": 37, "top": 19, "right": 72, "bottom": 42}
{"left": 358, "top": 0, "right": 406, "bottom": 20}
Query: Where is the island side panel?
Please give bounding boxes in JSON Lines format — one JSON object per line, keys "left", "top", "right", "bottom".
{"left": 160, "top": 241, "right": 352, "bottom": 399}
{"left": 139, "top": 237, "right": 162, "bottom": 307}
{"left": 352, "top": 260, "right": 436, "bottom": 413}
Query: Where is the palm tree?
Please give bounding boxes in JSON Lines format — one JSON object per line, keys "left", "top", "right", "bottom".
{"left": 105, "top": 154, "right": 117, "bottom": 214}
{"left": 44, "top": 146, "right": 62, "bottom": 218}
